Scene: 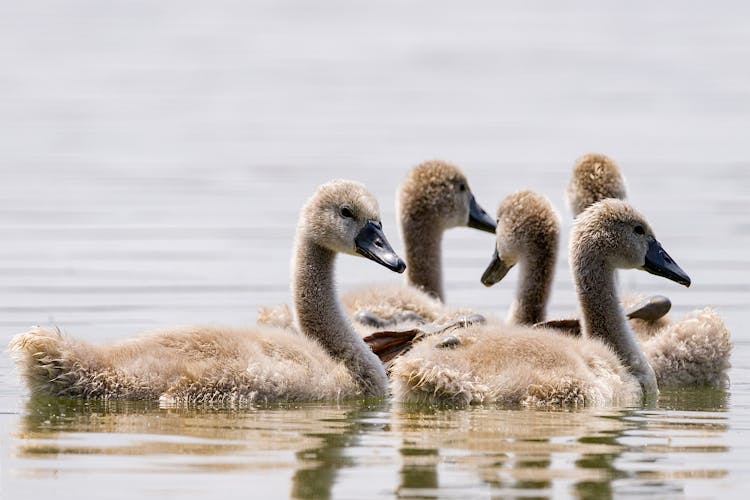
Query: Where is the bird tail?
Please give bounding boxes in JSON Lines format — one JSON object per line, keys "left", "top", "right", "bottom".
{"left": 8, "top": 326, "right": 88, "bottom": 397}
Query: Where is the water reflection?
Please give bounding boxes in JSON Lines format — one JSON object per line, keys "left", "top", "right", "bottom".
{"left": 390, "top": 389, "right": 730, "bottom": 498}
{"left": 656, "top": 386, "right": 730, "bottom": 412}
{"left": 12, "top": 387, "right": 731, "bottom": 499}
{"left": 392, "top": 406, "right": 630, "bottom": 498}
{"left": 16, "top": 397, "right": 391, "bottom": 498}
{"left": 290, "top": 401, "right": 390, "bottom": 499}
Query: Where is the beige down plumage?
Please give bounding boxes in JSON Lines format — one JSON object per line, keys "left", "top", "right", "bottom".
{"left": 480, "top": 190, "right": 560, "bottom": 325}
{"left": 390, "top": 199, "right": 690, "bottom": 406}
{"left": 565, "top": 153, "right": 731, "bottom": 387}
{"left": 259, "top": 160, "right": 495, "bottom": 331}
{"left": 9, "top": 180, "right": 405, "bottom": 403}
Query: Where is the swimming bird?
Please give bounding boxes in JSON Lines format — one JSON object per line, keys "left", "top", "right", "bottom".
{"left": 565, "top": 153, "right": 671, "bottom": 322}
{"left": 362, "top": 190, "right": 652, "bottom": 361}
{"left": 562, "top": 153, "right": 731, "bottom": 386}
{"left": 480, "top": 190, "right": 560, "bottom": 326}
{"left": 481, "top": 188, "right": 669, "bottom": 328}
{"left": 362, "top": 191, "right": 557, "bottom": 363}
{"left": 393, "top": 160, "right": 496, "bottom": 301}
{"left": 390, "top": 199, "right": 691, "bottom": 406}
{"left": 10, "top": 180, "right": 406, "bottom": 403}
{"left": 260, "top": 160, "right": 496, "bottom": 330}
{"left": 342, "top": 160, "right": 496, "bottom": 327}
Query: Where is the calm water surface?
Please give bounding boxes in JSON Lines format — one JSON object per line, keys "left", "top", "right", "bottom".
{"left": 1, "top": 1, "right": 749, "bottom": 498}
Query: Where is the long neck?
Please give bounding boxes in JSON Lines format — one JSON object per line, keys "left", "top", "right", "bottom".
{"left": 402, "top": 217, "right": 444, "bottom": 301}
{"left": 509, "top": 246, "right": 556, "bottom": 325}
{"left": 573, "top": 251, "right": 656, "bottom": 390}
{"left": 292, "top": 239, "right": 388, "bottom": 397}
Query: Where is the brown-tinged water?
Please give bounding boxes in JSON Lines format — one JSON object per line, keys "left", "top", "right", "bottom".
{"left": 1, "top": 1, "right": 749, "bottom": 498}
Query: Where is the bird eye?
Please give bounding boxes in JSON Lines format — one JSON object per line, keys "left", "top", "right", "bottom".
{"left": 634, "top": 225, "right": 645, "bottom": 235}
{"left": 458, "top": 183, "right": 467, "bottom": 192}
{"left": 340, "top": 205, "right": 355, "bottom": 219}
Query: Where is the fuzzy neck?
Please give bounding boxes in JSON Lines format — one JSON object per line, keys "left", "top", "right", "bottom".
{"left": 402, "top": 217, "right": 444, "bottom": 301}
{"left": 292, "top": 239, "right": 388, "bottom": 397}
{"left": 573, "top": 251, "right": 656, "bottom": 390}
{"left": 509, "top": 248, "right": 555, "bottom": 325}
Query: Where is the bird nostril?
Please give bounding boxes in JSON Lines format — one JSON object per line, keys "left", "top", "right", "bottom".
{"left": 375, "top": 240, "right": 383, "bottom": 248}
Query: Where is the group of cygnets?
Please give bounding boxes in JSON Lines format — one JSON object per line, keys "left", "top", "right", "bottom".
{"left": 9, "top": 154, "right": 731, "bottom": 407}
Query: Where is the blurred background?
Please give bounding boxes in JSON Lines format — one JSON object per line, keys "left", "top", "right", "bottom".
{"left": 0, "top": 0, "right": 747, "bottom": 339}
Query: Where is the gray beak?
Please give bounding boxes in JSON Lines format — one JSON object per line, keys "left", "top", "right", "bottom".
{"left": 641, "top": 239, "right": 691, "bottom": 287}
{"left": 354, "top": 220, "right": 406, "bottom": 273}
{"left": 467, "top": 194, "right": 497, "bottom": 233}
{"left": 481, "top": 248, "right": 515, "bottom": 287}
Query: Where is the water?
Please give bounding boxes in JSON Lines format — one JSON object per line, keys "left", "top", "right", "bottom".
{"left": 1, "top": 1, "right": 749, "bottom": 498}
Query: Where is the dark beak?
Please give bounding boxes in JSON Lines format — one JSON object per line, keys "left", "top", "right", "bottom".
{"left": 641, "top": 239, "right": 691, "bottom": 287}
{"left": 467, "top": 194, "right": 497, "bottom": 233}
{"left": 625, "top": 295, "right": 672, "bottom": 321}
{"left": 481, "top": 248, "right": 515, "bottom": 287}
{"left": 355, "top": 220, "right": 406, "bottom": 273}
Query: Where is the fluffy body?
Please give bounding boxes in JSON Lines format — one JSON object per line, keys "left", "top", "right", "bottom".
{"left": 341, "top": 285, "right": 477, "bottom": 325}
{"left": 391, "top": 200, "right": 666, "bottom": 407}
{"left": 10, "top": 180, "right": 397, "bottom": 403}
{"left": 9, "top": 325, "right": 358, "bottom": 404}
{"left": 390, "top": 324, "right": 640, "bottom": 407}
{"left": 639, "top": 308, "right": 731, "bottom": 387}
{"left": 566, "top": 153, "right": 732, "bottom": 386}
